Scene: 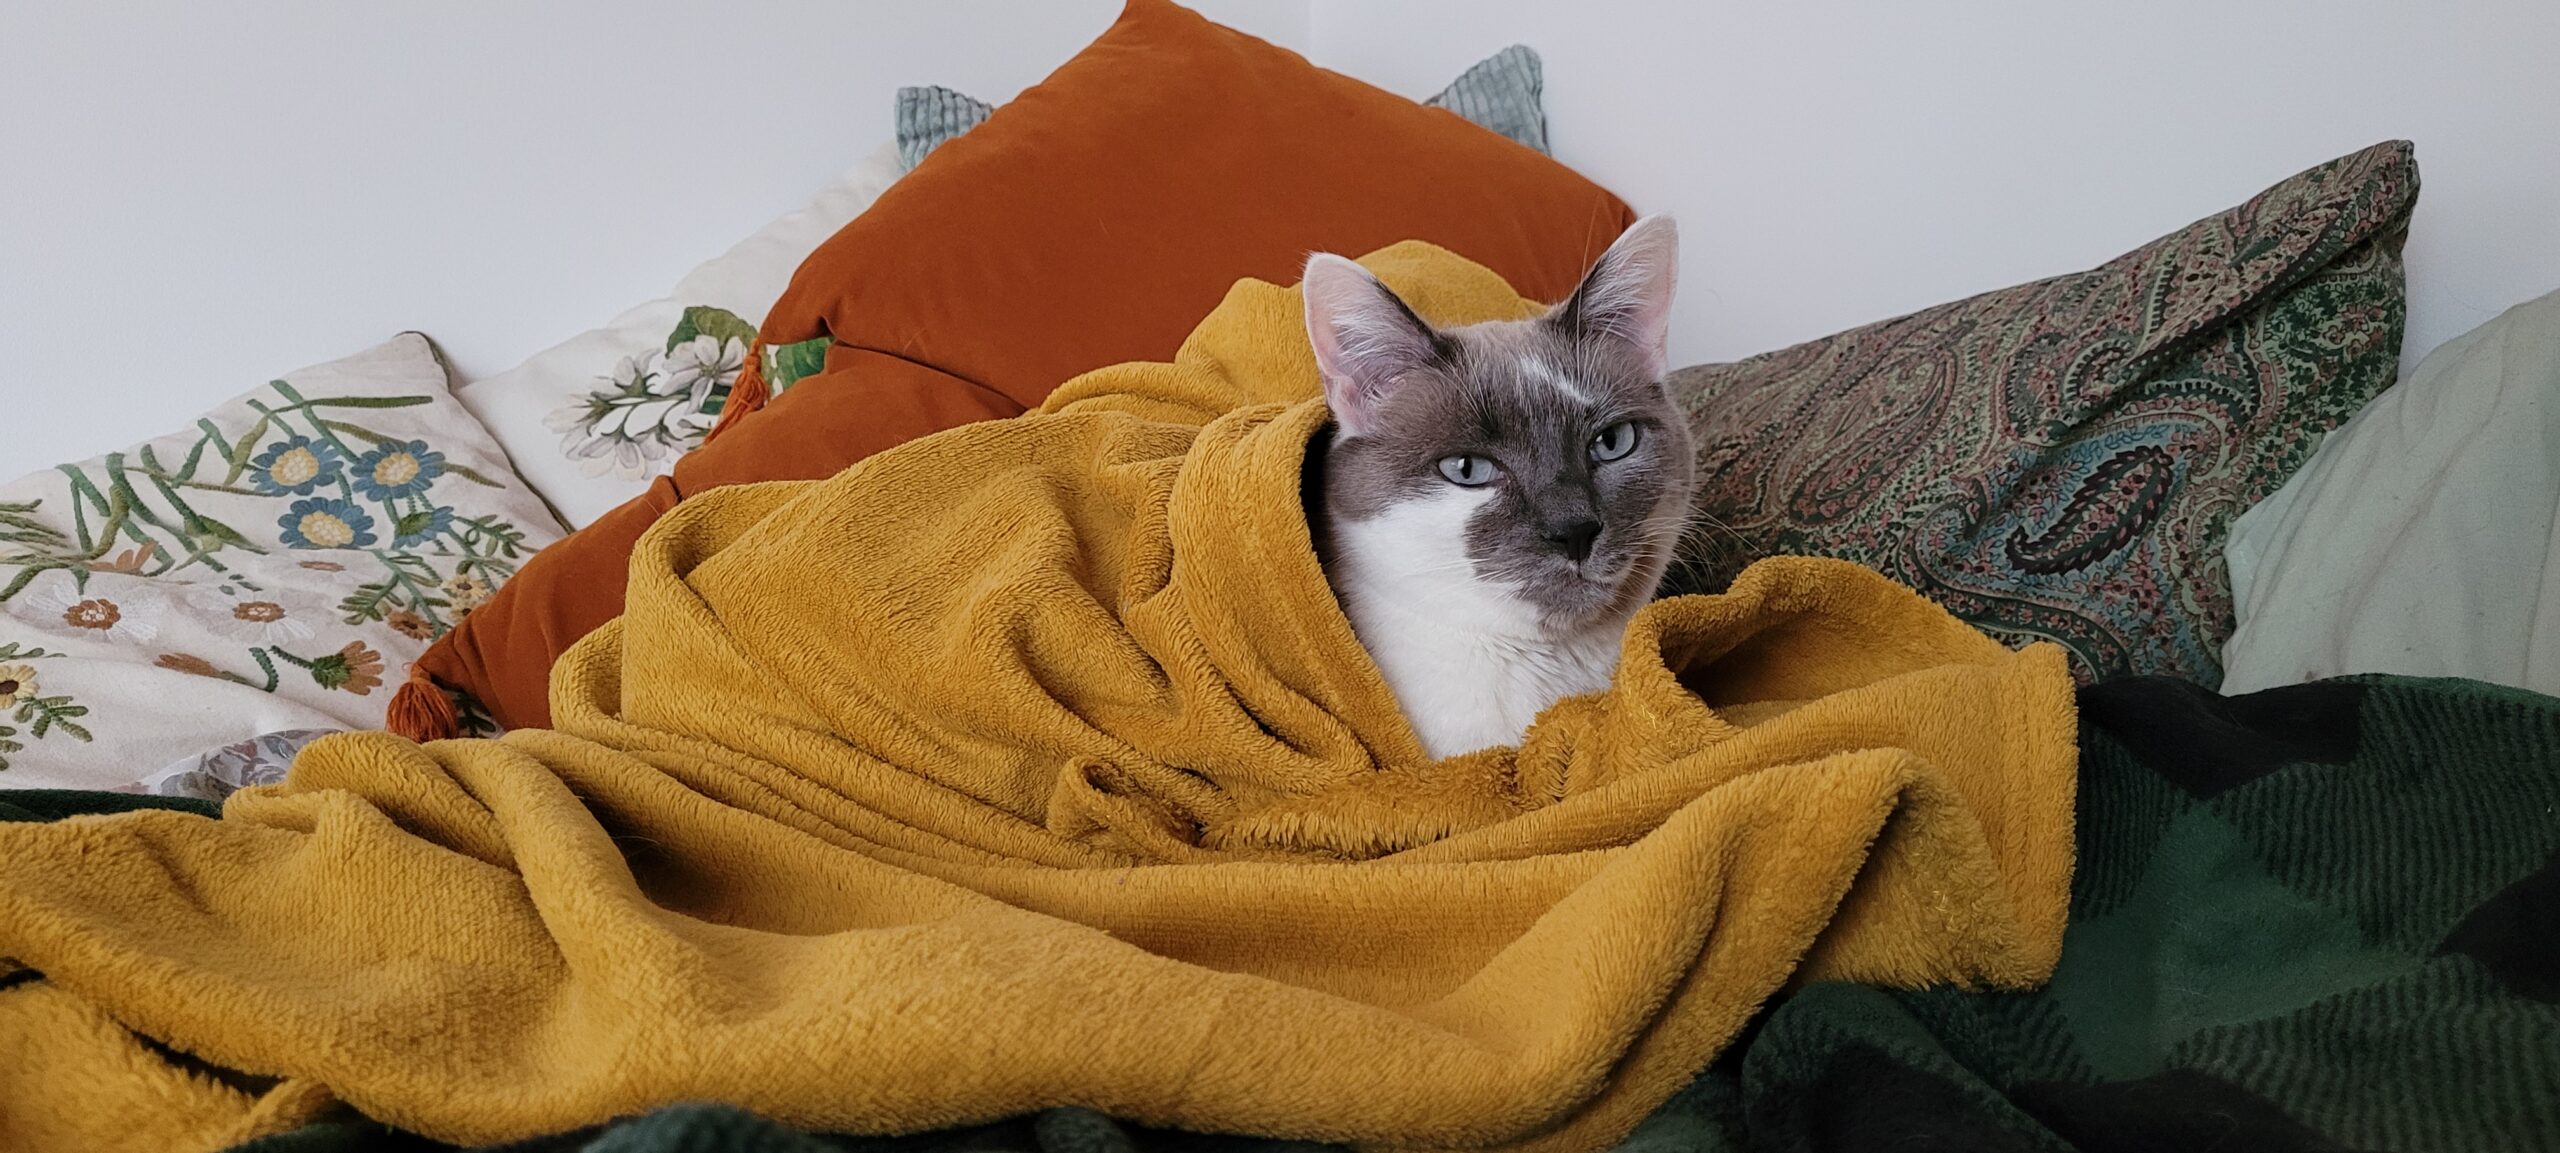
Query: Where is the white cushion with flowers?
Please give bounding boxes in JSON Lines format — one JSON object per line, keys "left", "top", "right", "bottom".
{"left": 453, "top": 142, "right": 903, "bottom": 529}
{"left": 0, "top": 333, "right": 565, "bottom": 789}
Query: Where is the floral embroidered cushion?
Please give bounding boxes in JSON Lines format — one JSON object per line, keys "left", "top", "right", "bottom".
{"left": 136, "top": 727, "right": 338, "bottom": 802}
{"left": 893, "top": 44, "right": 1554, "bottom": 172}
{"left": 1662, "top": 141, "right": 2416, "bottom": 685}
{"left": 0, "top": 334, "right": 564, "bottom": 788}
{"left": 452, "top": 143, "right": 903, "bottom": 529}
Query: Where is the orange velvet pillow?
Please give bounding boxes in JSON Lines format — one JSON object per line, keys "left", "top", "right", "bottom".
{"left": 393, "top": 0, "right": 1634, "bottom": 737}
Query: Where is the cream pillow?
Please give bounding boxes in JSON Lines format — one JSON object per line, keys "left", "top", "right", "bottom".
{"left": 2222, "top": 289, "right": 2560, "bottom": 694}
{"left": 455, "top": 142, "right": 902, "bottom": 527}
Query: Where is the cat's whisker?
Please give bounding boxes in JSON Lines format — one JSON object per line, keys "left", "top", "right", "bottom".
{"left": 1678, "top": 509, "right": 1755, "bottom": 555}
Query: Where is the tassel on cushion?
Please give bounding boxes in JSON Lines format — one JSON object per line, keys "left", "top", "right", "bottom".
{"left": 386, "top": 665, "right": 462, "bottom": 742}
{"left": 703, "top": 340, "right": 771, "bottom": 445}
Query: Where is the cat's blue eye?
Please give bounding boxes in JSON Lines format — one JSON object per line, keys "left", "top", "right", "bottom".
{"left": 1590, "top": 422, "right": 1639, "bottom": 463}
{"left": 1437, "top": 454, "right": 1499, "bottom": 486}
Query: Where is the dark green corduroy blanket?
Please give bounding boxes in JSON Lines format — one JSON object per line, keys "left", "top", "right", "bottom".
{"left": 71, "top": 675, "right": 2560, "bottom": 1151}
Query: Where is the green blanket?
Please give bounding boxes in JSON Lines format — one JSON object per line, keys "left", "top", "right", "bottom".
{"left": 104, "top": 675, "right": 2560, "bottom": 1150}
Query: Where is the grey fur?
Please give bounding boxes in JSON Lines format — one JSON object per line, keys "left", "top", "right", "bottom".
{"left": 1308, "top": 265, "right": 1697, "bottom": 630}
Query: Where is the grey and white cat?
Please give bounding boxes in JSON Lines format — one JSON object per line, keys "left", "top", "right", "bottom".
{"left": 1302, "top": 216, "right": 1695, "bottom": 760}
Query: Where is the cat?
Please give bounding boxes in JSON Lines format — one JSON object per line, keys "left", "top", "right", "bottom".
{"left": 1302, "top": 215, "right": 1696, "bottom": 760}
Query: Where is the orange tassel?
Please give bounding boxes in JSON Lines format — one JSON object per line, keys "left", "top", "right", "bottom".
{"left": 386, "top": 665, "right": 461, "bottom": 743}
{"left": 703, "top": 340, "right": 770, "bottom": 446}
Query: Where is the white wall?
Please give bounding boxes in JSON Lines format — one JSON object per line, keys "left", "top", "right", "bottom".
{"left": 1312, "top": 0, "right": 2560, "bottom": 378}
{"left": 7, "top": 1, "right": 2558, "bottom": 481}
{"left": 0, "top": 1, "right": 1305, "bottom": 478}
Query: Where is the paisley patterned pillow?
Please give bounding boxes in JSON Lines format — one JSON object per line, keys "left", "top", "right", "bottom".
{"left": 1664, "top": 141, "right": 2417, "bottom": 684}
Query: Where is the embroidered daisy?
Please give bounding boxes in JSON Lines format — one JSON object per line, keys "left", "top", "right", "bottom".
{"left": 278, "top": 498, "right": 378, "bottom": 550}
{"left": 248, "top": 436, "right": 344, "bottom": 496}
{"left": 351, "top": 439, "right": 446, "bottom": 502}
{"left": 12, "top": 569, "right": 168, "bottom": 645}
{"left": 441, "top": 571, "right": 494, "bottom": 612}
{"left": 185, "top": 587, "right": 318, "bottom": 647}
{"left": 0, "top": 663, "right": 36, "bottom": 704}
{"left": 548, "top": 354, "right": 665, "bottom": 477}
{"left": 385, "top": 608, "right": 436, "bottom": 640}
{"left": 654, "top": 334, "right": 746, "bottom": 409}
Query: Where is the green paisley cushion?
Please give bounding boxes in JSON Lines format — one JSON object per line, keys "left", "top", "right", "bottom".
{"left": 895, "top": 44, "right": 1553, "bottom": 172}
{"left": 1665, "top": 141, "right": 2417, "bottom": 684}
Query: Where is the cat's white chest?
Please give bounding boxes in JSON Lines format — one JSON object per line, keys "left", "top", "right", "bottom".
{"left": 1327, "top": 488, "right": 1627, "bottom": 761}
{"left": 1356, "top": 610, "right": 1621, "bottom": 759}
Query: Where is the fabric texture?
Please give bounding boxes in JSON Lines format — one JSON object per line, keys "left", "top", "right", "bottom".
{"left": 1664, "top": 141, "right": 2417, "bottom": 686}
{"left": 139, "top": 728, "right": 341, "bottom": 802}
{"left": 1425, "top": 44, "right": 1549, "bottom": 156}
{"left": 225, "top": 1103, "right": 1287, "bottom": 1153}
{"left": 454, "top": 144, "right": 903, "bottom": 529}
{"left": 0, "top": 788, "right": 217, "bottom": 824}
{"left": 2222, "top": 288, "right": 2560, "bottom": 696}
{"left": 893, "top": 87, "right": 993, "bottom": 172}
{"left": 0, "top": 334, "right": 562, "bottom": 787}
{"left": 894, "top": 44, "right": 1551, "bottom": 172}
{"left": 400, "top": 0, "right": 1636, "bottom": 737}
{"left": 0, "top": 243, "right": 2078, "bottom": 1153}
{"left": 207, "top": 675, "right": 2560, "bottom": 1153}
{"left": 1664, "top": 674, "right": 2560, "bottom": 1152}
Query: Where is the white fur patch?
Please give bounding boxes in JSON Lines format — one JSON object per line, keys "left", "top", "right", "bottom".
{"left": 1329, "top": 486, "right": 1626, "bottom": 759}
{"left": 1520, "top": 356, "right": 1592, "bottom": 405}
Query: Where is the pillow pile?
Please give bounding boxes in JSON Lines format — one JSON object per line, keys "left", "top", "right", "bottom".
{"left": 1665, "top": 141, "right": 2417, "bottom": 684}
{"left": 392, "top": 0, "right": 1636, "bottom": 737}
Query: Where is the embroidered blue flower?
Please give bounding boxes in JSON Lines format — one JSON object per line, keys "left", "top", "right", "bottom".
{"left": 248, "top": 436, "right": 344, "bottom": 496}
{"left": 351, "top": 440, "right": 445, "bottom": 501}
{"left": 390, "top": 505, "right": 454, "bottom": 549}
{"left": 277, "top": 498, "right": 377, "bottom": 550}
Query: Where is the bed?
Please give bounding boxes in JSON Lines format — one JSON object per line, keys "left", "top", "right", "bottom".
{"left": 1, "top": 3, "right": 2553, "bottom": 1151}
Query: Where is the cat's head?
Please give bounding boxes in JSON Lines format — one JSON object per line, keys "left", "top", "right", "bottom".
{"left": 1303, "top": 216, "right": 1695, "bottom": 633}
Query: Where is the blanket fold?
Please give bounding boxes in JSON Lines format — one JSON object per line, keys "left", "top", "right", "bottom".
{"left": 0, "top": 244, "right": 2076, "bottom": 1153}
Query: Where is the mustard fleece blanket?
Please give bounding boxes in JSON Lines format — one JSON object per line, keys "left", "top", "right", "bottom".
{"left": 0, "top": 244, "right": 2077, "bottom": 1153}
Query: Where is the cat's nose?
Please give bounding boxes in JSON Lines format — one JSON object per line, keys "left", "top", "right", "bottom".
{"left": 1545, "top": 519, "right": 1602, "bottom": 563}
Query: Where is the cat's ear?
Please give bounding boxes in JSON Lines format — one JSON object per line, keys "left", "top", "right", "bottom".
{"left": 1302, "top": 253, "right": 1445, "bottom": 438}
{"left": 1552, "top": 214, "right": 1678, "bottom": 379}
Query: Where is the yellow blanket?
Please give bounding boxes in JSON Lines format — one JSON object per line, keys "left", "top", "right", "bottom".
{"left": 0, "top": 243, "right": 2077, "bottom": 1153}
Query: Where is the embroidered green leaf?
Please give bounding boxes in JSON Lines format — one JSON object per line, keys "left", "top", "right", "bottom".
{"left": 339, "top": 579, "right": 398, "bottom": 624}
{"left": 765, "top": 336, "right": 830, "bottom": 394}
{"left": 667, "top": 305, "right": 758, "bottom": 354}
{"left": 392, "top": 509, "right": 442, "bottom": 542}
{"left": 0, "top": 500, "right": 66, "bottom": 552}
{"left": 0, "top": 563, "right": 68, "bottom": 604}
{"left": 246, "top": 647, "right": 281, "bottom": 692}
{"left": 318, "top": 418, "right": 401, "bottom": 447}
{"left": 19, "top": 695, "right": 89, "bottom": 742}
{"left": 440, "top": 461, "right": 508, "bottom": 490}
{"left": 222, "top": 414, "right": 273, "bottom": 482}
{"left": 284, "top": 396, "right": 434, "bottom": 410}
